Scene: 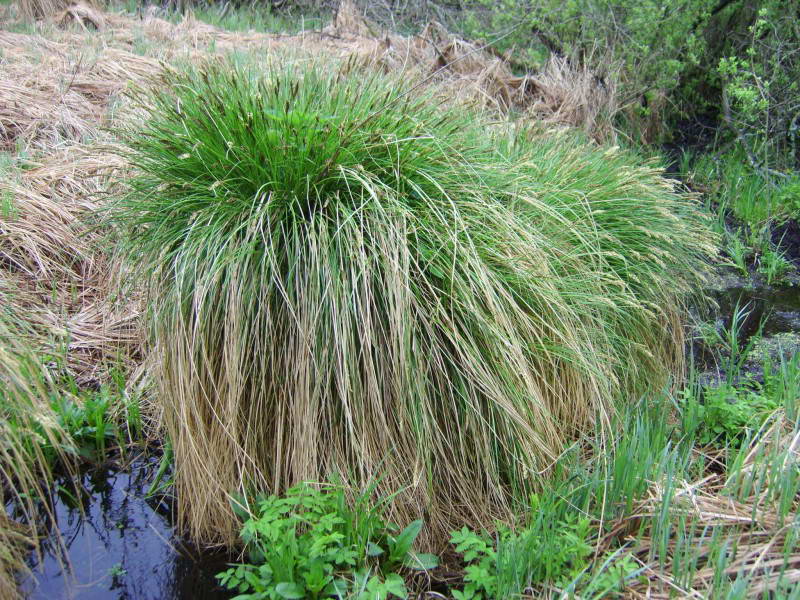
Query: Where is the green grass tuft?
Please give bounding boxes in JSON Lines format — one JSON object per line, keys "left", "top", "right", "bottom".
{"left": 112, "top": 58, "right": 715, "bottom": 546}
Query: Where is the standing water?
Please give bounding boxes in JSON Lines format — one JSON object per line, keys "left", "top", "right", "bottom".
{"left": 19, "top": 457, "right": 234, "bottom": 599}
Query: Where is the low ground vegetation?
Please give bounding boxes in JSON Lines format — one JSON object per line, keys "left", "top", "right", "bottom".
{"left": 218, "top": 341, "right": 800, "bottom": 598}
{"left": 0, "top": 1, "right": 798, "bottom": 598}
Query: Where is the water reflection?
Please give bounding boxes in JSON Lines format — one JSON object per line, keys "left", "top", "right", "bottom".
{"left": 21, "top": 458, "right": 234, "bottom": 600}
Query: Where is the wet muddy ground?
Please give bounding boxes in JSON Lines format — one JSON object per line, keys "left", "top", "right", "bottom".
{"left": 699, "top": 268, "right": 800, "bottom": 381}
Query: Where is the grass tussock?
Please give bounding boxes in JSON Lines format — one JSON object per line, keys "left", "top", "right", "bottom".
{"left": 112, "top": 59, "right": 714, "bottom": 546}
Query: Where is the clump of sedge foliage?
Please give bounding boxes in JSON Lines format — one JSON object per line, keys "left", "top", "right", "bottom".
{"left": 113, "top": 57, "right": 713, "bottom": 546}
{"left": 217, "top": 483, "right": 436, "bottom": 600}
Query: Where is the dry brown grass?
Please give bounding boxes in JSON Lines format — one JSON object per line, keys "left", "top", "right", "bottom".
{"left": 613, "top": 411, "right": 800, "bottom": 598}
{"left": 9, "top": 0, "right": 619, "bottom": 135}
{"left": 528, "top": 54, "right": 621, "bottom": 142}
{"left": 0, "top": 20, "right": 152, "bottom": 391}
{"left": 18, "top": 0, "right": 102, "bottom": 24}
{"left": 0, "top": 319, "right": 82, "bottom": 599}
{"left": 0, "top": 515, "right": 32, "bottom": 600}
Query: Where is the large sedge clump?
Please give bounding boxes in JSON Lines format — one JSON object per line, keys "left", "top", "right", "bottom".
{"left": 114, "top": 60, "right": 713, "bottom": 545}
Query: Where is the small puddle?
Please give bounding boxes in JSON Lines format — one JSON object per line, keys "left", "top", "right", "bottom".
{"left": 697, "top": 272, "right": 800, "bottom": 380}
{"left": 713, "top": 279, "right": 800, "bottom": 339}
{"left": 19, "top": 457, "right": 234, "bottom": 600}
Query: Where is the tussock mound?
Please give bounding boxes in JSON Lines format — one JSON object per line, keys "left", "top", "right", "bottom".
{"left": 111, "top": 59, "right": 712, "bottom": 547}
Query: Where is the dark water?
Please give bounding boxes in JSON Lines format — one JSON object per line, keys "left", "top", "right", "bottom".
{"left": 714, "top": 278, "right": 800, "bottom": 339}
{"left": 20, "top": 457, "right": 234, "bottom": 600}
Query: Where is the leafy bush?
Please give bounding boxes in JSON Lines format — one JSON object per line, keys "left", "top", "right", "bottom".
{"left": 113, "top": 58, "right": 712, "bottom": 545}
{"left": 457, "top": 0, "right": 799, "bottom": 171}
{"left": 217, "top": 483, "right": 436, "bottom": 599}
{"left": 716, "top": 3, "right": 800, "bottom": 173}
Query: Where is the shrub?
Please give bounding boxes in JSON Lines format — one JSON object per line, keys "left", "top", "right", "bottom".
{"left": 716, "top": 3, "right": 800, "bottom": 173}
{"left": 113, "top": 58, "right": 713, "bottom": 546}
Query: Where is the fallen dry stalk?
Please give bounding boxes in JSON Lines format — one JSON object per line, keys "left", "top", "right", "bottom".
{"left": 619, "top": 411, "right": 800, "bottom": 598}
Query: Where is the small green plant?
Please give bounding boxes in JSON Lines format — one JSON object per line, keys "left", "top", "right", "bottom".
{"left": 145, "top": 440, "right": 174, "bottom": 498}
{"left": 681, "top": 383, "right": 778, "bottom": 447}
{"left": 777, "top": 178, "right": 800, "bottom": 219}
{"left": 449, "top": 529, "right": 497, "bottom": 600}
{"left": 762, "top": 350, "right": 800, "bottom": 419}
{"left": 51, "top": 387, "right": 121, "bottom": 461}
{"left": 108, "top": 562, "right": 127, "bottom": 578}
{"left": 757, "top": 246, "right": 792, "bottom": 285}
{"left": 216, "top": 483, "right": 436, "bottom": 600}
{"left": 725, "top": 230, "right": 751, "bottom": 276}
{"left": 349, "top": 570, "right": 409, "bottom": 600}
{"left": 450, "top": 498, "right": 594, "bottom": 599}
{"left": 721, "top": 302, "right": 763, "bottom": 384}
{"left": 578, "top": 551, "right": 642, "bottom": 599}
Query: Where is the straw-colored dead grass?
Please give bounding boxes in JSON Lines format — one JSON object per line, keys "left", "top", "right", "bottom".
{"left": 0, "top": 143, "right": 140, "bottom": 385}
{"left": 528, "top": 54, "right": 621, "bottom": 142}
{"left": 0, "top": 515, "right": 32, "bottom": 600}
{"left": 615, "top": 411, "right": 800, "bottom": 598}
{"left": 0, "top": 318, "right": 83, "bottom": 599}
{"left": 18, "top": 0, "right": 101, "bottom": 24}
